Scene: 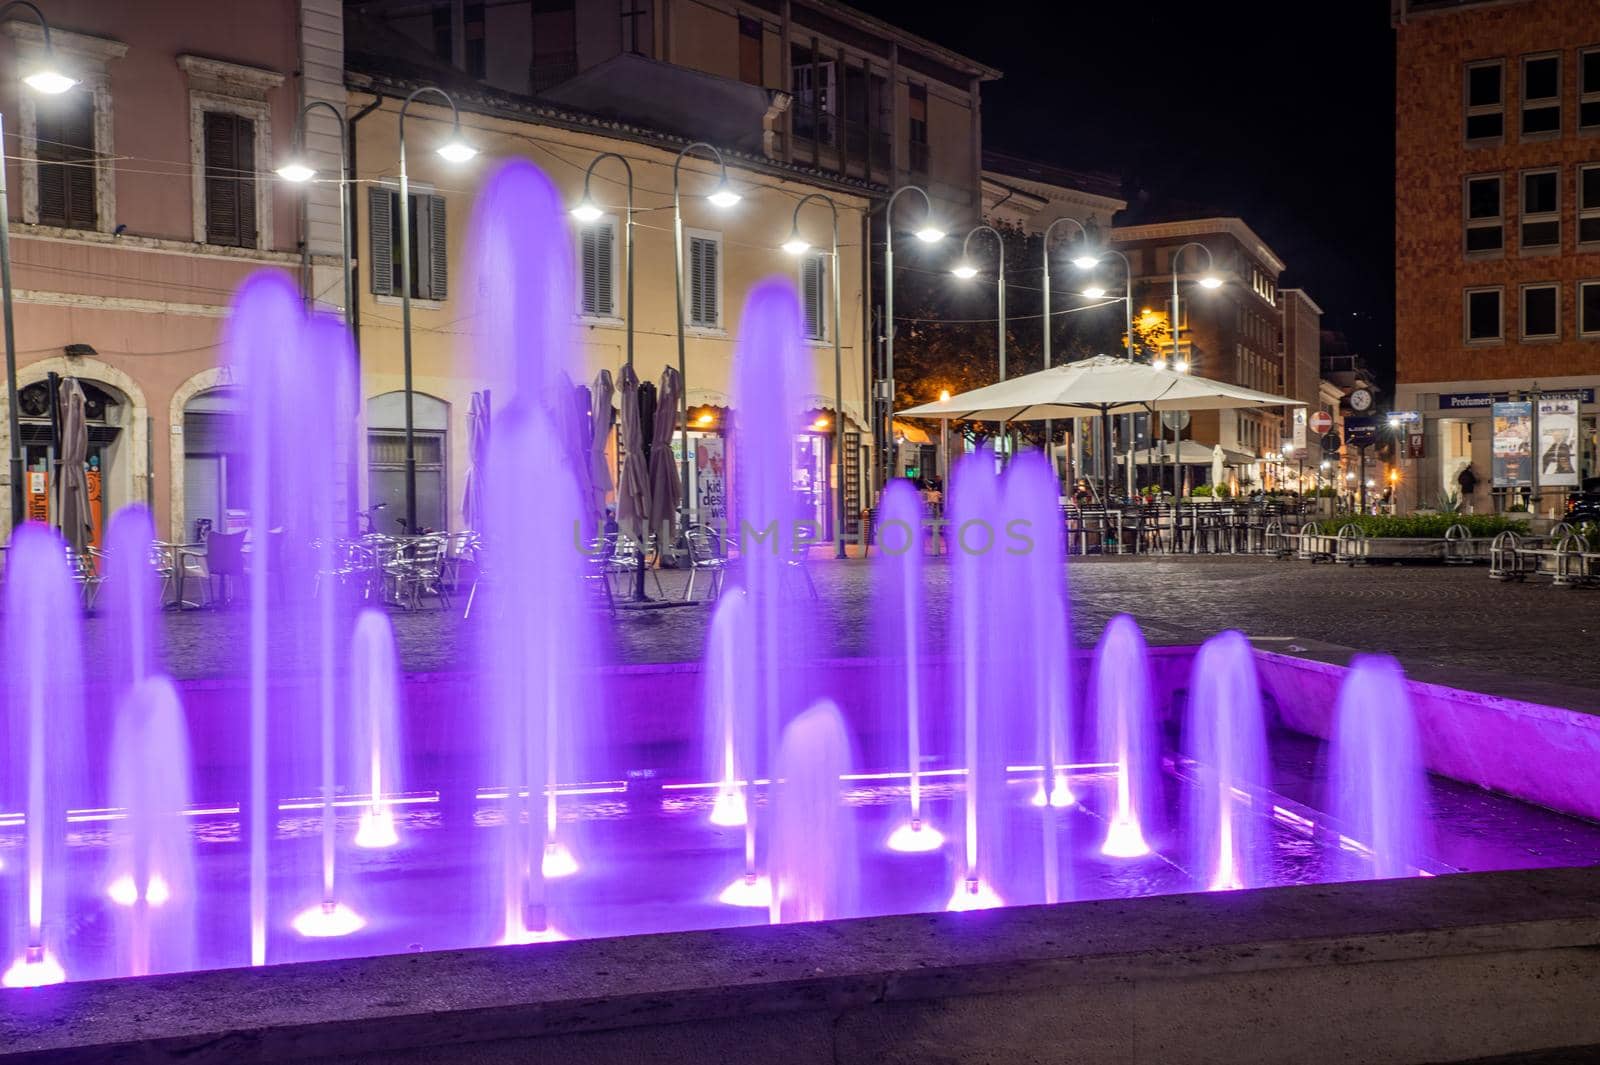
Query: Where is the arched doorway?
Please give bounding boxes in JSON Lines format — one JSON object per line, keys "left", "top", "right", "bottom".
{"left": 367, "top": 391, "right": 449, "bottom": 534}
{"left": 180, "top": 387, "right": 244, "bottom": 541}
{"left": 18, "top": 376, "right": 130, "bottom": 547}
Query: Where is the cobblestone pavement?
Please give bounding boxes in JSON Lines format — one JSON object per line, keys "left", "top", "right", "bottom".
{"left": 77, "top": 555, "right": 1600, "bottom": 696}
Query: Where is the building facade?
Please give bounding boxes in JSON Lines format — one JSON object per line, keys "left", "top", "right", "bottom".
{"left": 1393, "top": 0, "right": 1600, "bottom": 515}
{"left": 0, "top": 0, "right": 342, "bottom": 544}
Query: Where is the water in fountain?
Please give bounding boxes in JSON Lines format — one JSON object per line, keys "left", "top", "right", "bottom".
{"left": 349, "top": 610, "right": 403, "bottom": 850}
{"left": 718, "top": 277, "right": 819, "bottom": 915}
{"left": 769, "top": 700, "right": 858, "bottom": 923}
{"left": 1093, "top": 614, "right": 1158, "bottom": 860}
{"left": 1, "top": 524, "right": 85, "bottom": 987}
{"left": 466, "top": 160, "right": 603, "bottom": 944}
{"left": 100, "top": 504, "right": 160, "bottom": 696}
{"left": 873, "top": 478, "right": 942, "bottom": 854}
{"left": 107, "top": 676, "right": 196, "bottom": 976}
{"left": 225, "top": 275, "right": 360, "bottom": 958}
{"left": 1331, "top": 654, "right": 1431, "bottom": 879}
{"left": 703, "top": 592, "right": 755, "bottom": 829}
{"left": 1001, "top": 451, "right": 1076, "bottom": 904}
{"left": 1183, "top": 630, "right": 1269, "bottom": 891}
{"left": 946, "top": 445, "right": 1005, "bottom": 911}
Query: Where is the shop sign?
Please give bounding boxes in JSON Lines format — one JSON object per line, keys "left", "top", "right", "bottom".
{"left": 1442, "top": 389, "right": 1594, "bottom": 410}
{"left": 1492, "top": 401, "right": 1534, "bottom": 487}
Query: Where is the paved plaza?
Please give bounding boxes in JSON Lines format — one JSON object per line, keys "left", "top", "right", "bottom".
{"left": 79, "top": 556, "right": 1600, "bottom": 703}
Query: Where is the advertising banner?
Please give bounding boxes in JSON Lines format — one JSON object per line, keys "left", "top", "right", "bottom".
{"left": 1536, "top": 395, "right": 1580, "bottom": 488}
{"left": 1292, "top": 407, "right": 1307, "bottom": 451}
{"left": 1491, "top": 401, "right": 1533, "bottom": 487}
{"left": 695, "top": 435, "right": 726, "bottom": 526}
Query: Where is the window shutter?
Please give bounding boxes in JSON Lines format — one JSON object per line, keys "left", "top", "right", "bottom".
{"left": 369, "top": 187, "right": 394, "bottom": 296}
{"left": 803, "top": 254, "right": 825, "bottom": 339}
{"left": 689, "top": 236, "right": 718, "bottom": 327}
{"left": 204, "top": 112, "right": 256, "bottom": 248}
{"left": 428, "top": 194, "right": 448, "bottom": 300}
{"left": 36, "top": 90, "right": 96, "bottom": 229}
{"left": 581, "top": 223, "right": 614, "bottom": 316}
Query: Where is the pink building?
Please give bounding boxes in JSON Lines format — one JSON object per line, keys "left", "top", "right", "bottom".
{"left": 0, "top": 0, "right": 343, "bottom": 543}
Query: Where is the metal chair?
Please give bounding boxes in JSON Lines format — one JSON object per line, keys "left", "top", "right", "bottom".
{"left": 387, "top": 535, "right": 451, "bottom": 610}
{"left": 683, "top": 523, "right": 729, "bottom": 602}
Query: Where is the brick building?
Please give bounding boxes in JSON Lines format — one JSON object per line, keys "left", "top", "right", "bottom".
{"left": 1393, "top": 0, "right": 1600, "bottom": 514}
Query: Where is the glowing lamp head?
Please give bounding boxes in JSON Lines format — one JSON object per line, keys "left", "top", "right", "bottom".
{"left": 1083, "top": 286, "right": 1107, "bottom": 299}
{"left": 276, "top": 160, "right": 316, "bottom": 184}
{"left": 435, "top": 138, "right": 478, "bottom": 164}
{"left": 1174, "top": 359, "right": 1191, "bottom": 373}
{"left": 571, "top": 199, "right": 604, "bottom": 223}
{"left": 914, "top": 225, "right": 945, "bottom": 243}
{"left": 938, "top": 389, "right": 951, "bottom": 403}
{"left": 1199, "top": 274, "right": 1223, "bottom": 290}
{"left": 1072, "top": 254, "right": 1100, "bottom": 270}
{"left": 708, "top": 182, "right": 741, "bottom": 209}
{"left": 1152, "top": 358, "right": 1168, "bottom": 371}
{"left": 1283, "top": 443, "right": 1294, "bottom": 455}
{"left": 951, "top": 262, "right": 979, "bottom": 280}
{"left": 1320, "top": 460, "right": 1331, "bottom": 470}
{"left": 695, "top": 412, "right": 714, "bottom": 427}
{"left": 25, "top": 68, "right": 77, "bottom": 94}
{"left": 782, "top": 233, "right": 810, "bottom": 256}
{"left": 812, "top": 416, "right": 830, "bottom": 430}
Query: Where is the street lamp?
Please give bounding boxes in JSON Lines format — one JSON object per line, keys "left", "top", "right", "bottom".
{"left": 392, "top": 87, "right": 475, "bottom": 534}
{"left": 1165, "top": 241, "right": 1219, "bottom": 502}
{"left": 2, "top": 0, "right": 77, "bottom": 529}
{"left": 880, "top": 184, "right": 941, "bottom": 486}
{"left": 952, "top": 224, "right": 1007, "bottom": 459}
{"left": 784, "top": 193, "right": 847, "bottom": 559}
{"left": 277, "top": 102, "right": 355, "bottom": 337}
{"left": 572, "top": 152, "right": 635, "bottom": 370}
{"left": 1041, "top": 216, "right": 1092, "bottom": 483}
{"left": 1077, "top": 248, "right": 1136, "bottom": 501}
{"left": 672, "top": 143, "right": 738, "bottom": 529}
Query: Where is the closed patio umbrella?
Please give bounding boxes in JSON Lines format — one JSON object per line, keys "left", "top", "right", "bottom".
{"left": 462, "top": 391, "right": 490, "bottom": 531}
{"left": 1212, "top": 444, "right": 1226, "bottom": 491}
{"left": 648, "top": 365, "right": 683, "bottom": 544}
{"left": 588, "top": 369, "right": 615, "bottom": 531}
{"left": 57, "top": 377, "right": 92, "bottom": 554}
{"left": 617, "top": 364, "right": 651, "bottom": 544}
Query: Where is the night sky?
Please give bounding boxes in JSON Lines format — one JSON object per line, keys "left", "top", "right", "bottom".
{"left": 856, "top": 1, "right": 1398, "bottom": 386}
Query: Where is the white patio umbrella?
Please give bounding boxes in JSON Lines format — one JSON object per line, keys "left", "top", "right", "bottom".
{"left": 1212, "top": 444, "right": 1226, "bottom": 490}
{"left": 900, "top": 355, "right": 1302, "bottom": 500}
{"left": 587, "top": 369, "right": 615, "bottom": 530}
{"left": 1128, "top": 440, "right": 1255, "bottom": 466}
{"left": 617, "top": 364, "right": 650, "bottom": 543}
{"left": 461, "top": 391, "right": 490, "bottom": 532}
{"left": 647, "top": 366, "right": 683, "bottom": 545}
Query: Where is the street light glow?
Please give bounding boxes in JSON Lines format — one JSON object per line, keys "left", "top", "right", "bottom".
{"left": 782, "top": 232, "right": 810, "bottom": 256}
{"left": 915, "top": 225, "right": 945, "bottom": 243}
{"left": 938, "top": 388, "right": 951, "bottom": 402}
{"left": 1174, "top": 359, "right": 1190, "bottom": 373}
{"left": 1152, "top": 358, "right": 1168, "bottom": 371}
{"left": 1199, "top": 274, "right": 1223, "bottom": 290}
{"left": 275, "top": 161, "right": 316, "bottom": 183}
{"left": 708, "top": 181, "right": 741, "bottom": 208}
{"left": 1083, "top": 286, "right": 1107, "bottom": 299}
{"left": 1072, "top": 254, "right": 1100, "bottom": 270}
{"left": 436, "top": 138, "right": 478, "bottom": 164}
{"left": 571, "top": 199, "right": 603, "bottom": 223}
{"left": 952, "top": 262, "right": 979, "bottom": 280}
{"left": 24, "top": 68, "right": 76, "bottom": 94}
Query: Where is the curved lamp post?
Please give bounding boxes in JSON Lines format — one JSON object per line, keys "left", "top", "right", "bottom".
{"left": 1, "top": 0, "right": 76, "bottom": 528}
{"left": 881, "top": 184, "right": 942, "bottom": 484}
{"left": 951, "top": 224, "right": 1007, "bottom": 456}
{"left": 1040, "top": 216, "right": 1095, "bottom": 482}
{"left": 276, "top": 102, "right": 355, "bottom": 336}
{"left": 395, "top": 87, "right": 476, "bottom": 533}
{"left": 783, "top": 193, "right": 845, "bottom": 559}
{"left": 1077, "top": 248, "right": 1137, "bottom": 501}
{"left": 572, "top": 152, "right": 635, "bottom": 370}
{"left": 1162, "top": 241, "right": 1221, "bottom": 525}
{"left": 671, "top": 143, "right": 738, "bottom": 528}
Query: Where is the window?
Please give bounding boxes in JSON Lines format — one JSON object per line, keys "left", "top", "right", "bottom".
{"left": 1464, "top": 174, "right": 1503, "bottom": 254}
{"left": 738, "top": 16, "right": 763, "bottom": 86}
{"left": 800, "top": 252, "right": 827, "bottom": 340}
{"left": 202, "top": 111, "right": 256, "bottom": 248}
{"left": 1522, "top": 284, "right": 1559, "bottom": 339}
{"left": 1521, "top": 54, "right": 1561, "bottom": 137}
{"left": 1521, "top": 169, "right": 1560, "bottom": 251}
{"left": 1580, "top": 165, "right": 1600, "bottom": 246}
{"left": 1465, "top": 60, "right": 1504, "bottom": 142}
{"left": 686, "top": 232, "right": 721, "bottom": 328}
{"left": 1466, "top": 287, "right": 1503, "bottom": 343}
{"left": 1583, "top": 47, "right": 1600, "bottom": 132}
{"left": 1580, "top": 280, "right": 1600, "bottom": 337}
{"left": 577, "top": 218, "right": 616, "bottom": 317}
{"left": 791, "top": 45, "right": 836, "bottom": 144}
{"left": 530, "top": 0, "right": 578, "bottom": 92}
{"left": 34, "top": 89, "right": 97, "bottom": 230}
{"left": 368, "top": 186, "right": 448, "bottom": 300}
{"left": 908, "top": 83, "right": 929, "bottom": 174}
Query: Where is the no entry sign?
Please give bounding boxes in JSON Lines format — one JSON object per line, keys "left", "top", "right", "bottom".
{"left": 1309, "top": 411, "right": 1333, "bottom": 434}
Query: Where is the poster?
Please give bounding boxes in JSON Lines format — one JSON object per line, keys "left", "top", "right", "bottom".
{"left": 1536, "top": 395, "right": 1580, "bottom": 488}
{"left": 1292, "top": 407, "right": 1307, "bottom": 451}
{"left": 694, "top": 435, "right": 726, "bottom": 527}
{"left": 1491, "top": 401, "right": 1533, "bottom": 487}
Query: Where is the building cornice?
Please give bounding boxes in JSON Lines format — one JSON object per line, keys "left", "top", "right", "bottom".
{"left": 981, "top": 173, "right": 1126, "bottom": 215}
{"left": 1111, "top": 217, "right": 1287, "bottom": 275}
{"left": 177, "top": 54, "right": 286, "bottom": 98}
{"left": 1281, "top": 288, "right": 1325, "bottom": 316}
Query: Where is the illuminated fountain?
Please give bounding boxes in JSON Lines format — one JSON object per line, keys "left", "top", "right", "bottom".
{"left": 1, "top": 524, "right": 84, "bottom": 987}
{"left": 349, "top": 610, "right": 403, "bottom": 850}
{"left": 1184, "top": 630, "right": 1269, "bottom": 891}
{"left": 1332, "top": 655, "right": 1431, "bottom": 879}
{"left": 704, "top": 592, "right": 753, "bottom": 829}
{"left": 1093, "top": 614, "right": 1156, "bottom": 860}
{"left": 769, "top": 700, "right": 858, "bottom": 923}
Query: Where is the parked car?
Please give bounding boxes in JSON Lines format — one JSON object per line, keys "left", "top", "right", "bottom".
{"left": 1564, "top": 478, "right": 1600, "bottom": 524}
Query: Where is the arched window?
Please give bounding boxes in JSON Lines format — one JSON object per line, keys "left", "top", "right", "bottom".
{"left": 367, "top": 392, "right": 449, "bottom": 533}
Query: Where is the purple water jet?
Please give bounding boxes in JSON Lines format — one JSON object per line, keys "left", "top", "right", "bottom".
{"left": 769, "top": 700, "right": 858, "bottom": 923}
{"left": 349, "top": 609, "right": 403, "bottom": 849}
{"left": 1093, "top": 614, "right": 1157, "bottom": 859}
{"left": 703, "top": 591, "right": 754, "bottom": 829}
{"left": 1331, "top": 654, "right": 1431, "bottom": 879}
{"left": 1184, "top": 630, "right": 1269, "bottom": 890}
